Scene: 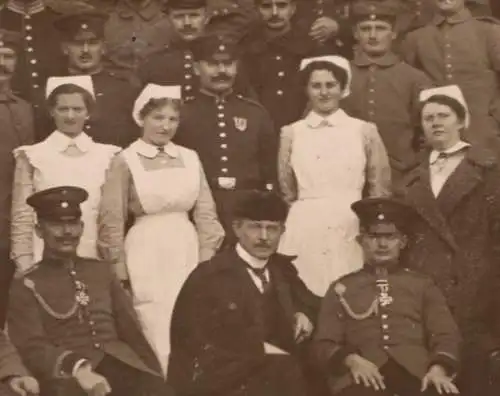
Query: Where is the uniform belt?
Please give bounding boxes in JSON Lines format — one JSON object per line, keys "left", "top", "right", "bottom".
{"left": 210, "top": 178, "right": 264, "bottom": 191}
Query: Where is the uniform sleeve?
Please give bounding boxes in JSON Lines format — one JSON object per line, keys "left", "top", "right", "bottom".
{"left": 278, "top": 126, "right": 298, "bottom": 204}
{"left": 7, "top": 279, "right": 86, "bottom": 381}
{"left": 193, "top": 162, "right": 225, "bottom": 262}
{"left": 312, "top": 283, "right": 357, "bottom": 374}
{"left": 0, "top": 331, "right": 30, "bottom": 380}
{"left": 97, "top": 154, "right": 130, "bottom": 281}
{"left": 484, "top": 20, "right": 500, "bottom": 71}
{"left": 400, "top": 30, "right": 419, "bottom": 67}
{"left": 423, "top": 279, "right": 462, "bottom": 375}
{"left": 362, "top": 123, "right": 392, "bottom": 197}
{"left": 258, "top": 108, "right": 278, "bottom": 190}
{"left": 10, "top": 150, "right": 35, "bottom": 273}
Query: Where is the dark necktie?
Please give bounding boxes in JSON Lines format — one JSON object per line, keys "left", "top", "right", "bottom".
{"left": 246, "top": 265, "right": 270, "bottom": 293}
{"left": 157, "top": 146, "right": 165, "bottom": 153}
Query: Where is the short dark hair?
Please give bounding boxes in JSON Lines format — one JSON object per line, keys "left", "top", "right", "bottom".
{"left": 46, "top": 83, "right": 95, "bottom": 115}
{"left": 419, "top": 94, "right": 467, "bottom": 124}
{"left": 232, "top": 190, "right": 288, "bottom": 223}
{"left": 138, "top": 97, "right": 182, "bottom": 121}
{"left": 300, "top": 61, "right": 348, "bottom": 93}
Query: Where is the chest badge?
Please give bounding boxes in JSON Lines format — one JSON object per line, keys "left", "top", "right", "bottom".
{"left": 233, "top": 117, "right": 247, "bottom": 131}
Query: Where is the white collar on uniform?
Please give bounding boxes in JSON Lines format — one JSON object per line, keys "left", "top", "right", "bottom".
{"left": 133, "top": 138, "right": 179, "bottom": 159}
{"left": 236, "top": 243, "right": 268, "bottom": 270}
{"left": 7, "top": 0, "right": 45, "bottom": 15}
{"left": 46, "top": 131, "right": 94, "bottom": 153}
{"left": 429, "top": 140, "right": 470, "bottom": 164}
{"left": 305, "top": 108, "right": 348, "bottom": 128}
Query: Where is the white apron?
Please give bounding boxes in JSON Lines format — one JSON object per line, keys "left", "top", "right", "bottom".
{"left": 122, "top": 146, "right": 200, "bottom": 376}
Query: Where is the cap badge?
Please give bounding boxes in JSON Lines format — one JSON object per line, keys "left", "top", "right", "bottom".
{"left": 377, "top": 213, "right": 385, "bottom": 220}
{"left": 81, "top": 23, "right": 88, "bottom": 30}
{"left": 219, "top": 44, "right": 226, "bottom": 52}
{"left": 61, "top": 201, "right": 69, "bottom": 209}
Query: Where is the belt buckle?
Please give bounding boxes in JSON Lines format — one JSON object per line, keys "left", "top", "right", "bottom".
{"left": 218, "top": 177, "right": 236, "bottom": 190}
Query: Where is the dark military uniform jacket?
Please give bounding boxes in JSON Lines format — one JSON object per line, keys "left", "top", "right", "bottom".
{"left": 175, "top": 89, "right": 278, "bottom": 193}
{"left": 168, "top": 249, "right": 320, "bottom": 396}
{"left": 7, "top": 257, "right": 162, "bottom": 392}
{"left": 240, "top": 28, "right": 315, "bottom": 130}
{"left": 0, "top": 331, "right": 30, "bottom": 388}
{"left": 342, "top": 51, "right": 431, "bottom": 178}
{"left": 313, "top": 265, "right": 461, "bottom": 394}
{"left": 0, "top": 2, "right": 65, "bottom": 104}
{"left": 38, "top": 70, "right": 140, "bottom": 147}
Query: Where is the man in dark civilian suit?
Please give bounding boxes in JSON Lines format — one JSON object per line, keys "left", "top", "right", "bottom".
{"left": 169, "top": 190, "right": 320, "bottom": 396}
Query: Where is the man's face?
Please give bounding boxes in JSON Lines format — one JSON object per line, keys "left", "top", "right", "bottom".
{"left": 194, "top": 53, "right": 238, "bottom": 93}
{"left": 168, "top": 8, "right": 208, "bottom": 41}
{"left": 35, "top": 218, "right": 83, "bottom": 257}
{"left": 0, "top": 47, "right": 17, "bottom": 83}
{"left": 63, "top": 31, "right": 104, "bottom": 74}
{"left": 233, "top": 219, "right": 284, "bottom": 260}
{"left": 257, "top": 0, "right": 296, "bottom": 32}
{"left": 357, "top": 223, "right": 406, "bottom": 267}
{"left": 354, "top": 20, "right": 396, "bottom": 56}
{"left": 435, "top": 0, "right": 465, "bottom": 14}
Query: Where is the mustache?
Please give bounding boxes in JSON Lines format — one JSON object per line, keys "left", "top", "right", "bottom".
{"left": 268, "top": 16, "right": 283, "bottom": 23}
{"left": 179, "top": 26, "right": 196, "bottom": 34}
{"left": 211, "top": 74, "right": 231, "bottom": 82}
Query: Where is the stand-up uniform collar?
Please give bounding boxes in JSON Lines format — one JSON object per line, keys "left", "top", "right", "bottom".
{"left": 433, "top": 8, "right": 472, "bottom": 25}
{"left": 353, "top": 50, "right": 399, "bottom": 68}
{"left": 7, "top": 0, "right": 45, "bottom": 15}
{"left": 46, "top": 131, "right": 94, "bottom": 153}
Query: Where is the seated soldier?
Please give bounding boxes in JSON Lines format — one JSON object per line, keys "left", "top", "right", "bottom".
{"left": 0, "top": 330, "right": 39, "bottom": 396}
{"left": 7, "top": 186, "right": 173, "bottom": 396}
{"left": 313, "top": 197, "right": 461, "bottom": 396}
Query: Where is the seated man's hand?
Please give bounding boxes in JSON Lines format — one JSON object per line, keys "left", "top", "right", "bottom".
{"left": 309, "top": 17, "right": 339, "bottom": 43}
{"left": 74, "top": 363, "right": 111, "bottom": 396}
{"left": 263, "top": 342, "right": 289, "bottom": 355}
{"left": 421, "top": 364, "right": 459, "bottom": 394}
{"left": 344, "top": 354, "right": 385, "bottom": 391}
{"left": 293, "top": 312, "right": 313, "bottom": 343}
{"left": 8, "top": 376, "right": 39, "bottom": 396}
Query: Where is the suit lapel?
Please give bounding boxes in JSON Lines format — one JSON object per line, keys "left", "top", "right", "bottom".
{"left": 268, "top": 257, "right": 295, "bottom": 329}
{"left": 404, "top": 164, "right": 459, "bottom": 251}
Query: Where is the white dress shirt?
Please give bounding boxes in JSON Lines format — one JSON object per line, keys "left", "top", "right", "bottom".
{"left": 236, "top": 243, "right": 270, "bottom": 293}
{"left": 429, "top": 141, "right": 470, "bottom": 197}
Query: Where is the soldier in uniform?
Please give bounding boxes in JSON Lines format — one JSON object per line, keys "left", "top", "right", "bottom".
{"left": 7, "top": 186, "right": 172, "bottom": 396}
{"left": 174, "top": 35, "right": 277, "bottom": 243}
{"left": 0, "top": 29, "right": 34, "bottom": 328}
{"left": 169, "top": 190, "right": 319, "bottom": 396}
{"left": 401, "top": 0, "right": 500, "bottom": 154}
{"left": 313, "top": 197, "right": 461, "bottom": 396}
{"left": 138, "top": 0, "right": 252, "bottom": 98}
{"left": 342, "top": 0, "right": 431, "bottom": 184}
{"left": 0, "top": 330, "right": 39, "bottom": 396}
{"left": 241, "top": 0, "right": 334, "bottom": 130}
{"left": 0, "top": 0, "right": 66, "bottom": 122}
{"left": 49, "top": 11, "right": 140, "bottom": 147}
{"left": 293, "top": 0, "right": 353, "bottom": 58}
{"left": 103, "top": 0, "right": 174, "bottom": 72}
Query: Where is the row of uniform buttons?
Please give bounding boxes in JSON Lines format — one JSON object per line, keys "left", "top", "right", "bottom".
{"left": 442, "top": 33, "right": 454, "bottom": 81}
{"left": 274, "top": 54, "right": 285, "bottom": 97}
{"left": 366, "top": 66, "right": 378, "bottom": 120}
{"left": 217, "top": 101, "right": 229, "bottom": 174}
{"left": 21, "top": 14, "right": 41, "bottom": 91}
{"left": 183, "top": 51, "right": 194, "bottom": 98}
{"left": 381, "top": 312, "right": 390, "bottom": 350}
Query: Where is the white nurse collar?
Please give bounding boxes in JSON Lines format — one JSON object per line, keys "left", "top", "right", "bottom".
{"left": 300, "top": 55, "right": 352, "bottom": 98}
{"left": 133, "top": 84, "right": 182, "bottom": 126}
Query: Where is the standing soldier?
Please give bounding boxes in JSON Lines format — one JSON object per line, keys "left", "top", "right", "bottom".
{"left": 241, "top": 0, "right": 329, "bottom": 130}
{"left": 48, "top": 11, "right": 140, "bottom": 147}
{"left": 343, "top": 0, "right": 431, "bottom": 183}
{"left": 0, "top": 0, "right": 66, "bottom": 115}
{"left": 174, "top": 35, "right": 277, "bottom": 243}
{"left": 0, "top": 29, "right": 34, "bottom": 328}
{"left": 138, "top": 0, "right": 252, "bottom": 98}
{"left": 401, "top": 0, "right": 500, "bottom": 153}
{"left": 294, "top": 0, "right": 353, "bottom": 57}
{"left": 103, "top": 0, "right": 174, "bottom": 72}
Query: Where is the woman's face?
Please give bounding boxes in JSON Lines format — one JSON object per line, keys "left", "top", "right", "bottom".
{"left": 306, "top": 69, "right": 343, "bottom": 115}
{"left": 421, "top": 102, "right": 464, "bottom": 150}
{"left": 141, "top": 104, "right": 180, "bottom": 146}
{"left": 50, "top": 93, "right": 89, "bottom": 137}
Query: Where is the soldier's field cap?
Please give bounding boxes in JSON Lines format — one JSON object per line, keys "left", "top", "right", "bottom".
{"left": 0, "top": 29, "right": 22, "bottom": 51}
{"left": 165, "top": 0, "right": 207, "bottom": 11}
{"left": 351, "top": 197, "right": 415, "bottom": 232}
{"left": 191, "top": 34, "right": 240, "bottom": 61}
{"left": 27, "top": 186, "right": 88, "bottom": 222}
{"left": 54, "top": 11, "right": 108, "bottom": 40}
{"left": 352, "top": 0, "right": 400, "bottom": 24}
{"left": 232, "top": 190, "right": 288, "bottom": 223}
